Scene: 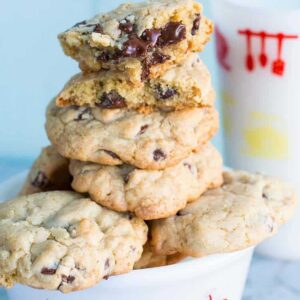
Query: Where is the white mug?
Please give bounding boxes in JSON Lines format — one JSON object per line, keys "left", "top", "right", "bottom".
{"left": 211, "top": 0, "right": 300, "bottom": 260}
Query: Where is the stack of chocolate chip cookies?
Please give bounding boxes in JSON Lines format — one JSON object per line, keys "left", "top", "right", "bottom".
{"left": 0, "top": 0, "right": 296, "bottom": 294}
{"left": 46, "top": 0, "right": 223, "bottom": 221}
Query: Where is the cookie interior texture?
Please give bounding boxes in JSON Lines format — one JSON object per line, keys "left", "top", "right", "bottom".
{"left": 0, "top": 192, "right": 147, "bottom": 292}
{"left": 56, "top": 54, "right": 213, "bottom": 111}
{"left": 150, "top": 171, "right": 296, "bottom": 257}
{"left": 58, "top": 0, "right": 213, "bottom": 83}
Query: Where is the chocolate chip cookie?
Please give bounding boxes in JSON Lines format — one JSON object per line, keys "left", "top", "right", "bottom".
{"left": 46, "top": 99, "right": 218, "bottom": 170}
{"left": 69, "top": 143, "right": 223, "bottom": 220}
{"left": 20, "top": 146, "right": 72, "bottom": 196}
{"left": 0, "top": 191, "right": 147, "bottom": 292}
{"left": 151, "top": 171, "right": 296, "bottom": 257}
{"left": 56, "top": 54, "right": 213, "bottom": 111}
{"left": 58, "top": 0, "right": 213, "bottom": 84}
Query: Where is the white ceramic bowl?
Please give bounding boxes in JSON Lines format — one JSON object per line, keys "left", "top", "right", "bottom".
{"left": 0, "top": 172, "right": 254, "bottom": 300}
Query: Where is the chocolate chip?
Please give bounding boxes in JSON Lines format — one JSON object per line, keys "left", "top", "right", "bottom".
{"left": 191, "top": 14, "right": 201, "bottom": 35}
{"left": 155, "top": 85, "right": 177, "bottom": 100}
{"left": 96, "top": 51, "right": 110, "bottom": 62}
{"left": 74, "top": 108, "right": 93, "bottom": 121}
{"left": 141, "top": 29, "right": 161, "bottom": 47}
{"left": 149, "top": 51, "right": 170, "bottom": 65}
{"left": 127, "top": 213, "right": 134, "bottom": 220}
{"left": 93, "top": 24, "right": 104, "bottom": 33}
{"left": 141, "top": 52, "right": 170, "bottom": 81}
{"left": 119, "top": 20, "right": 134, "bottom": 34}
{"left": 176, "top": 210, "right": 189, "bottom": 216}
{"left": 153, "top": 149, "right": 166, "bottom": 161}
{"left": 183, "top": 162, "right": 192, "bottom": 172}
{"left": 268, "top": 223, "right": 274, "bottom": 233}
{"left": 139, "top": 125, "right": 149, "bottom": 135}
{"left": 61, "top": 275, "right": 75, "bottom": 284}
{"left": 158, "top": 22, "right": 186, "bottom": 47}
{"left": 72, "top": 20, "right": 86, "bottom": 28}
{"left": 70, "top": 105, "right": 80, "bottom": 110}
{"left": 124, "top": 173, "right": 130, "bottom": 184}
{"left": 122, "top": 35, "right": 150, "bottom": 57}
{"left": 104, "top": 259, "right": 110, "bottom": 270}
{"left": 97, "top": 91, "right": 127, "bottom": 108}
{"left": 41, "top": 267, "right": 57, "bottom": 275}
{"left": 103, "top": 150, "right": 120, "bottom": 160}
{"left": 103, "top": 275, "right": 110, "bottom": 280}
{"left": 111, "top": 49, "right": 123, "bottom": 61}
{"left": 32, "top": 171, "right": 48, "bottom": 188}
{"left": 75, "top": 264, "right": 86, "bottom": 272}
{"left": 66, "top": 223, "right": 76, "bottom": 233}
{"left": 262, "top": 193, "right": 268, "bottom": 199}
{"left": 141, "top": 63, "right": 151, "bottom": 81}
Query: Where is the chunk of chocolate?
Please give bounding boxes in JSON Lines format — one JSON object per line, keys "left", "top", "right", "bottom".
{"left": 122, "top": 35, "right": 150, "bottom": 57}
{"left": 32, "top": 171, "right": 48, "bottom": 188}
{"left": 153, "top": 149, "right": 167, "bottom": 161}
{"left": 191, "top": 14, "right": 201, "bottom": 35}
{"left": 96, "top": 51, "right": 110, "bottom": 62}
{"left": 183, "top": 162, "right": 192, "bottom": 172}
{"left": 141, "top": 52, "right": 170, "bottom": 81}
{"left": 74, "top": 108, "right": 93, "bottom": 121}
{"left": 61, "top": 275, "right": 75, "bottom": 284}
{"left": 155, "top": 85, "right": 177, "bottom": 100}
{"left": 141, "top": 63, "right": 151, "bottom": 81}
{"left": 127, "top": 213, "right": 134, "bottom": 220}
{"left": 124, "top": 173, "right": 130, "bottom": 184}
{"left": 158, "top": 22, "right": 186, "bottom": 47}
{"left": 119, "top": 20, "right": 134, "bottom": 34}
{"left": 41, "top": 267, "right": 57, "bottom": 275}
{"left": 97, "top": 91, "right": 127, "bottom": 108}
{"left": 139, "top": 125, "right": 149, "bottom": 135}
{"left": 141, "top": 29, "right": 161, "bottom": 47}
{"left": 93, "top": 24, "right": 104, "bottom": 33}
{"left": 262, "top": 193, "right": 268, "bottom": 199}
{"left": 104, "top": 259, "right": 110, "bottom": 270}
{"left": 149, "top": 51, "right": 170, "bottom": 65}
{"left": 176, "top": 210, "right": 190, "bottom": 216}
{"left": 103, "top": 150, "right": 120, "bottom": 160}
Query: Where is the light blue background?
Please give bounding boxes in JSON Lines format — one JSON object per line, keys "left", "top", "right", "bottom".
{"left": 0, "top": 0, "right": 222, "bottom": 166}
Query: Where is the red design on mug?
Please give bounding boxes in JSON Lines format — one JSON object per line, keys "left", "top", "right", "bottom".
{"left": 208, "top": 295, "right": 228, "bottom": 300}
{"left": 216, "top": 26, "right": 231, "bottom": 71}
{"left": 238, "top": 29, "right": 298, "bottom": 76}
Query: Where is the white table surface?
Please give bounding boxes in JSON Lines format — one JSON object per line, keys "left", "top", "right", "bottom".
{"left": 0, "top": 161, "right": 299, "bottom": 300}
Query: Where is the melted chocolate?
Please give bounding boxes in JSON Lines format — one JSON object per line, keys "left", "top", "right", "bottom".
{"left": 32, "top": 171, "right": 48, "bottom": 188}
{"left": 93, "top": 24, "right": 104, "bottom": 33}
{"left": 41, "top": 267, "right": 57, "bottom": 275}
{"left": 119, "top": 20, "right": 134, "bottom": 34}
{"left": 103, "top": 150, "right": 120, "bottom": 160}
{"left": 155, "top": 85, "right": 177, "bottom": 100}
{"left": 153, "top": 149, "right": 167, "bottom": 161}
{"left": 191, "top": 14, "right": 201, "bottom": 35}
{"left": 141, "top": 29, "right": 162, "bottom": 47}
{"left": 158, "top": 22, "right": 186, "bottom": 46}
{"left": 122, "top": 35, "right": 151, "bottom": 57}
{"left": 97, "top": 91, "right": 126, "bottom": 108}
